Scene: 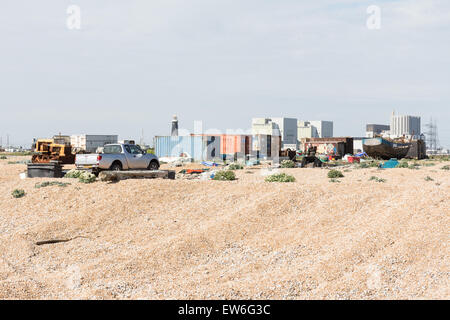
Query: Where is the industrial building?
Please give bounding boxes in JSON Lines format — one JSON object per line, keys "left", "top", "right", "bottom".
{"left": 251, "top": 118, "right": 297, "bottom": 150}
{"left": 309, "top": 121, "right": 333, "bottom": 138}
{"left": 297, "top": 121, "right": 333, "bottom": 140}
{"left": 297, "top": 121, "right": 318, "bottom": 139}
{"left": 366, "top": 124, "right": 390, "bottom": 138}
{"left": 390, "top": 112, "right": 421, "bottom": 138}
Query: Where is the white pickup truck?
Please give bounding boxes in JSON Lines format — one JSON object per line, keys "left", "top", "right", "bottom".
{"left": 75, "top": 143, "right": 160, "bottom": 174}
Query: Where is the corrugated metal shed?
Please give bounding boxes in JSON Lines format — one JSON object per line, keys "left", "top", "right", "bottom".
{"left": 154, "top": 136, "right": 205, "bottom": 161}
{"left": 299, "top": 137, "right": 354, "bottom": 156}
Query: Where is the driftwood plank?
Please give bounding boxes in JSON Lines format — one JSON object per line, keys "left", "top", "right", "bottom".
{"left": 98, "top": 170, "right": 175, "bottom": 182}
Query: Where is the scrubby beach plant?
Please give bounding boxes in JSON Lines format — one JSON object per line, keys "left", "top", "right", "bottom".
{"left": 369, "top": 161, "right": 381, "bottom": 168}
{"left": 12, "top": 189, "right": 25, "bottom": 198}
{"left": 35, "top": 181, "right": 71, "bottom": 188}
{"left": 265, "top": 173, "right": 296, "bottom": 182}
{"left": 64, "top": 169, "right": 83, "bottom": 179}
{"left": 328, "top": 170, "right": 344, "bottom": 179}
{"left": 213, "top": 170, "right": 236, "bottom": 181}
{"left": 79, "top": 171, "right": 96, "bottom": 183}
{"left": 358, "top": 162, "right": 369, "bottom": 169}
{"left": 397, "top": 161, "right": 409, "bottom": 168}
{"left": 369, "top": 176, "right": 386, "bottom": 183}
{"left": 280, "top": 160, "right": 295, "bottom": 168}
{"left": 227, "top": 163, "right": 243, "bottom": 170}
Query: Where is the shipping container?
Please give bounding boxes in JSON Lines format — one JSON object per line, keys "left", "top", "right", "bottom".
{"left": 190, "top": 134, "right": 252, "bottom": 158}
{"left": 71, "top": 134, "right": 118, "bottom": 153}
{"left": 154, "top": 136, "right": 205, "bottom": 161}
{"left": 220, "top": 135, "right": 251, "bottom": 156}
{"left": 252, "top": 134, "right": 281, "bottom": 158}
{"left": 204, "top": 135, "right": 221, "bottom": 160}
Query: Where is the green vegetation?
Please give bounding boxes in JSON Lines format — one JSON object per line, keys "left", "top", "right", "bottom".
{"left": 65, "top": 169, "right": 96, "bottom": 183}
{"left": 35, "top": 181, "right": 71, "bottom": 188}
{"left": 265, "top": 173, "right": 296, "bottom": 182}
{"left": 7, "top": 160, "right": 30, "bottom": 165}
{"left": 228, "top": 163, "right": 244, "bottom": 170}
{"left": 1, "top": 151, "right": 32, "bottom": 156}
{"left": 329, "top": 178, "right": 341, "bottom": 183}
{"left": 442, "top": 165, "right": 450, "bottom": 171}
{"left": 424, "top": 176, "right": 434, "bottom": 182}
{"left": 79, "top": 171, "right": 97, "bottom": 183}
{"left": 64, "top": 169, "right": 83, "bottom": 179}
{"left": 280, "top": 160, "right": 295, "bottom": 168}
{"left": 213, "top": 170, "right": 236, "bottom": 181}
{"left": 423, "top": 162, "right": 436, "bottom": 167}
{"left": 359, "top": 161, "right": 381, "bottom": 169}
{"left": 428, "top": 155, "right": 450, "bottom": 162}
{"left": 396, "top": 161, "right": 409, "bottom": 168}
{"left": 369, "top": 176, "right": 386, "bottom": 183}
{"left": 0, "top": 156, "right": 7, "bottom": 160}
{"left": 328, "top": 170, "right": 344, "bottom": 179}
{"left": 12, "top": 189, "right": 26, "bottom": 198}
{"left": 358, "top": 162, "right": 369, "bottom": 168}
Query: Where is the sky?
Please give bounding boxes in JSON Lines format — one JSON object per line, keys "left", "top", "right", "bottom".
{"left": 0, "top": 0, "right": 449, "bottom": 148}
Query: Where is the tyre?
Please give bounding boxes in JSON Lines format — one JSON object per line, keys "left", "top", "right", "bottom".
{"left": 148, "top": 160, "right": 160, "bottom": 171}
{"left": 110, "top": 162, "right": 122, "bottom": 171}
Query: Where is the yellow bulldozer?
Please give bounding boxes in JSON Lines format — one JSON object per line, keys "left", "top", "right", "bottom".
{"left": 31, "top": 135, "right": 75, "bottom": 164}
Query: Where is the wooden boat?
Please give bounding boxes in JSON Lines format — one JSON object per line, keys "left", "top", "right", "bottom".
{"left": 363, "top": 137, "right": 411, "bottom": 160}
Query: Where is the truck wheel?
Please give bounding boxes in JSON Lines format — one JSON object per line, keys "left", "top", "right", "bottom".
{"left": 110, "top": 162, "right": 122, "bottom": 171}
{"left": 148, "top": 160, "right": 159, "bottom": 171}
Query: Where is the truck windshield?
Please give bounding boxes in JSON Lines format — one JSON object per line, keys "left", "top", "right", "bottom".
{"left": 103, "top": 145, "right": 122, "bottom": 154}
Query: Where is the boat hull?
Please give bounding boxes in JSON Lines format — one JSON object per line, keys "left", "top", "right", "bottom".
{"left": 363, "top": 138, "right": 411, "bottom": 160}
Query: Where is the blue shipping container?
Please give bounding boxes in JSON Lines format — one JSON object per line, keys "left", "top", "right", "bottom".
{"left": 154, "top": 136, "right": 205, "bottom": 161}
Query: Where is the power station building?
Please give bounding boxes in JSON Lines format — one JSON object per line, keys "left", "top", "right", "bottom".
{"left": 251, "top": 117, "right": 298, "bottom": 150}
{"left": 390, "top": 112, "right": 421, "bottom": 138}
{"left": 366, "top": 124, "right": 390, "bottom": 138}
{"left": 297, "top": 120, "right": 333, "bottom": 139}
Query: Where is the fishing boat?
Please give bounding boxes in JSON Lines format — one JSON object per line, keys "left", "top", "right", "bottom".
{"left": 363, "top": 137, "right": 411, "bottom": 160}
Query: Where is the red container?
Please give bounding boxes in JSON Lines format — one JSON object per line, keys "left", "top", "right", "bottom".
{"left": 220, "top": 135, "right": 251, "bottom": 155}
{"left": 348, "top": 156, "right": 360, "bottom": 163}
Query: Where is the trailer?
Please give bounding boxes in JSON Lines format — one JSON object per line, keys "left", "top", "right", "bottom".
{"left": 71, "top": 135, "right": 118, "bottom": 153}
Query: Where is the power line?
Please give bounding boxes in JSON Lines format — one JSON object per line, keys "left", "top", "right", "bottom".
{"left": 424, "top": 118, "right": 440, "bottom": 154}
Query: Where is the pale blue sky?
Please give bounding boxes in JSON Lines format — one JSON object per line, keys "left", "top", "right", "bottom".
{"left": 1, "top": 0, "right": 449, "bottom": 147}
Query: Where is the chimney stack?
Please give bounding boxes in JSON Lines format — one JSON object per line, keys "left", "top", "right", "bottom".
{"left": 171, "top": 115, "right": 178, "bottom": 136}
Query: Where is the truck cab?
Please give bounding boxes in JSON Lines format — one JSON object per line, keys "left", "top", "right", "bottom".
{"left": 75, "top": 143, "right": 160, "bottom": 173}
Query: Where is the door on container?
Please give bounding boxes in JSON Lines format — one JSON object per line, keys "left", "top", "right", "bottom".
{"left": 124, "top": 144, "right": 147, "bottom": 169}
{"left": 245, "top": 136, "right": 250, "bottom": 155}
{"left": 207, "top": 136, "right": 218, "bottom": 160}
